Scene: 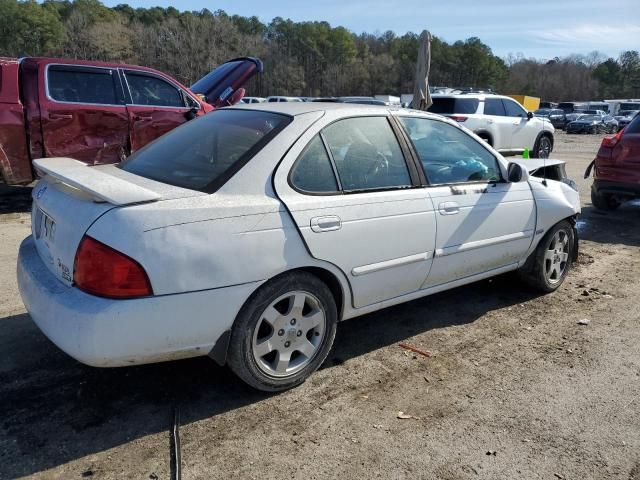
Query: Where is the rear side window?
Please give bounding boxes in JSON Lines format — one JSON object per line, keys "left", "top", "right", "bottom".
{"left": 120, "top": 109, "right": 291, "bottom": 192}
{"left": 484, "top": 98, "right": 506, "bottom": 116}
{"left": 290, "top": 136, "right": 338, "bottom": 193}
{"left": 48, "top": 66, "right": 118, "bottom": 105}
{"left": 399, "top": 117, "right": 502, "bottom": 184}
{"left": 428, "top": 98, "right": 479, "bottom": 114}
{"left": 323, "top": 117, "right": 411, "bottom": 191}
{"left": 125, "top": 73, "right": 184, "bottom": 107}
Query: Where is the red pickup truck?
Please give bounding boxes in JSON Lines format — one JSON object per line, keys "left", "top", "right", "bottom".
{"left": 0, "top": 56, "right": 262, "bottom": 184}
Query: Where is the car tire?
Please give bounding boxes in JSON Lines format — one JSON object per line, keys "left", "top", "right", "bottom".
{"left": 591, "top": 188, "right": 620, "bottom": 211}
{"left": 531, "top": 134, "right": 553, "bottom": 158}
{"left": 517, "top": 220, "right": 575, "bottom": 293}
{"left": 227, "top": 271, "right": 337, "bottom": 392}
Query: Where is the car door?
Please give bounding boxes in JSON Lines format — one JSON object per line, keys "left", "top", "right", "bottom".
{"left": 40, "top": 64, "right": 129, "bottom": 164}
{"left": 274, "top": 115, "right": 436, "bottom": 309}
{"left": 190, "top": 57, "right": 263, "bottom": 108}
{"left": 503, "top": 98, "right": 534, "bottom": 149}
{"left": 482, "top": 98, "right": 512, "bottom": 149}
{"left": 396, "top": 115, "right": 536, "bottom": 287}
{"left": 122, "top": 69, "right": 200, "bottom": 153}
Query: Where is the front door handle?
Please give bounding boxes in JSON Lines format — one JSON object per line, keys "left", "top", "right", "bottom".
{"left": 133, "top": 114, "right": 153, "bottom": 121}
{"left": 439, "top": 201, "right": 460, "bottom": 215}
{"left": 49, "top": 113, "right": 73, "bottom": 120}
{"left": 310, "top": 215, "right": 342, "bottom": 232}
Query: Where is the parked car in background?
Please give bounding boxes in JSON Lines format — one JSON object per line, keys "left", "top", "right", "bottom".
{"left": 566, "top": 114, "right": 618, "bottom": 134}
{"left": 266, "top": 96, "right": 303, "bottom": 102}
{"left": 241, "top": 96, "right": 266, "bottom": 104}
{"left": 428, "top": 93, "right": 555, "bottom": 158}
{"left": 17, "top": 102, "right": 580, "bottom": 392}
{"left": 534, "top": 108, "right": 566, "bottom": 129}
{"left": 558, "top": 102, "right": 587, "bottom": 114}
{"left": 0, "top": 56, "right": 262, "bottom": 185}
{"left": 586, "top": 113, "right": 640, "bottom": 210}
{"left": 614, "top": 110, "right": 639, "bottom": 131}
{"left": 309, "top": 96, "right": 387, "bottom": 106}
{"left": 564, "top": 111, "right": 586, "bottom": 123}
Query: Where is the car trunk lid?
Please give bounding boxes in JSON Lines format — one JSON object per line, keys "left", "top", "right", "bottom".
{"left": 31, "top": 157, "right": 205, "bottom": 287}
{"left": 190, "top": 57, "right": 263, "bottom": 107}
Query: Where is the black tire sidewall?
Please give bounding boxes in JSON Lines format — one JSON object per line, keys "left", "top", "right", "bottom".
{"left": 227, "top": 272, "right": 338, "bottom": 392}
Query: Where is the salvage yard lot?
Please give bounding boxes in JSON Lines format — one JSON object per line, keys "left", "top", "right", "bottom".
{"left": 1, "top": 131, "right": 639, "bottom": 480}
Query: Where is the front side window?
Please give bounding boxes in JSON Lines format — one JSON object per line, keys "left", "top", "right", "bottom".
{"left": 322, "top": 117, "right": 411, "bottom": 191}
{"left": 503, "top": 99, "right": 527, "bottom": 118}
{"left": 48, "top": 66, "right": 118, "bottom": 105}
{"left": 290, "top": 136, "right": 339, "bottom": 193}
{"left": 125, "top": 72, "right": 184, "bottom": 107}
{"left": 120, "top": 109, "right": 291, "bottom": 192}
{"left": 399, "top": 117, "right": 502, "bottom": 184}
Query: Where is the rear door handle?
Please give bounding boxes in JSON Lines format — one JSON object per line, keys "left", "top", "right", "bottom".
{"left": 49, "top": 113, "right": 73, "bottom": 120}
{"left": 439, "top": 201, "right": 460, "bottom": 215}
{"left": 310, "top": 215, "right": 341, "bottom": 232}
{"left": 133, "top": 115, "right": 153, "bottom": 121}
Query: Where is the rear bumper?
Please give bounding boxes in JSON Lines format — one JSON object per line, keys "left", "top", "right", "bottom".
{"left": 17, "top": 235, "right": 258, "bottom": 367}
{"left": 592, "top": 179, "right": 640, "bottom": 198}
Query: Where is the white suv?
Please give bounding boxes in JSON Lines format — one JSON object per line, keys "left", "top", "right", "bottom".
{"left": 429, "top": 94, "right": 555, "bottom": 158}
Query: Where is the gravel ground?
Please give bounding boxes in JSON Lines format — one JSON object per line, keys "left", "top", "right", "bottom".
{"left": 0, "top": 131, "right": 639, "bottom": 480}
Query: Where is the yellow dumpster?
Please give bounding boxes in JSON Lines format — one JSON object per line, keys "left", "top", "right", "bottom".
{"left": 507, "top": 95, "right": 540, "bottom": 111}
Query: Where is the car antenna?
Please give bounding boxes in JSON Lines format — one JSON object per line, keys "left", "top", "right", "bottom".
{"left": 541, "top": 115, "right": 548, "bottom": 187}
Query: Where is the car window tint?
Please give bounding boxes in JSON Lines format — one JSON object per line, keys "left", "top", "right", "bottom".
{"left": 120, "top": 109, "right": 291, "bottom": 192}
{"left": 503, "top": 99, "right": 527, "bottom": 118}
{"left": 48, "top": 67, "right": 118, "bottom": 105}
{"left": 322, "top": 117, "right": 411, "bottom": 191}
{"left": 290, "top": 136, "right": 338, "bottom": 193}
{"left": 626, "top": 114, "right": 640, "bottom": 134}
{"left": 428, "top": 98, "right": 479, "bottom": 114}
{"left": 399, "top": 117, "right": 502, "bottom": 184}
{"left": 126, "top": 73, "right": 184, "bottom": 107}
{"left": 485, "top": 98, "right": 506, "bottom": 116}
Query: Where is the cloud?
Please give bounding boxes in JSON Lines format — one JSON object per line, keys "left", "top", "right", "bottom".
{"left": 533, "top": 24, "right": 640, "bottom": 52}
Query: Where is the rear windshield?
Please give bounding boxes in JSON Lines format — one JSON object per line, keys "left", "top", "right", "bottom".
{"left": 626, "top": 114, "right": 640, "bottom": 134}
{"left": 120, "top": 109, "right": 291, "bottom": 192}
{"left": 428, "top": 98, "right": 479, "bottom": 114}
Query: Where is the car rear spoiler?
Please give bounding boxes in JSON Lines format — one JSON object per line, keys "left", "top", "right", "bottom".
{"left": 33, "top": 158, "right": 161, "bottom": 206}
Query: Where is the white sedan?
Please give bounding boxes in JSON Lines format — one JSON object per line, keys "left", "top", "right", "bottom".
{"left": 17, "top": 103, "right": 580, "bottom": 391}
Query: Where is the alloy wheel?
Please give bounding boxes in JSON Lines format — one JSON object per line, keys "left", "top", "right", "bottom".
{"left": 543, "top": 229, "right": 570, "bottom": 284}
{"left": 537, "top": 137, "right": 551, "bottom": 158}
{"left": 251, "top": 291, "right": 326, "bottom": 378}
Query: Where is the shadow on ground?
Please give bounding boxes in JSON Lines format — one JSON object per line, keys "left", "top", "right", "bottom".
{"left": 0, "top": 184, "right": 32, "bottom": 214}
{"left": 0, "top": 273, "right": 539, "bottom": 478}
{"left": 578, "top": 202, "right": 640, "bottom": 248}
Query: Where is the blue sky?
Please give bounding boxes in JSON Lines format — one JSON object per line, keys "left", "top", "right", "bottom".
{"left": 101, "top": 0, "right": 639, "bottom": 60}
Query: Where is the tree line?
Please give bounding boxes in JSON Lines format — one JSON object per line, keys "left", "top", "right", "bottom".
{"left": 0, "top": 0, "right": 638, "bottom": 101}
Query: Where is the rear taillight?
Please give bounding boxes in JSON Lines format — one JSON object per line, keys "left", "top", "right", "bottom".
{"left": 449, "top": 115, "right": 468, "bottom": 122}
{"left": 74, "top": 236, "right": 152, "bottom": 299}
{"left": 601, "top": 128, "right": 624, "bottom": 147}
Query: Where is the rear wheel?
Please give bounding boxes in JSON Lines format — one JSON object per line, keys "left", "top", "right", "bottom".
{"left": 531, "top": 134, "right": 552, "bottom": 158}
{"left": 518, "top": 220, "right": 574, "bottom": 293}
{"left": 227, "top": 272, "right": 337, "bottom": 392}
{"left": 591, "top": 188, "right": 620, "bottom": 211}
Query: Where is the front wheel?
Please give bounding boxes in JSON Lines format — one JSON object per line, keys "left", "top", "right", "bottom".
{"left": 591, "top": 188, "right": 620, "bottom": 211}
{"left": 517, "top": 220, "right": 575, "bottom": 293}
{"left": 227, "top": 272, "right": 337, "bottom": 392}
{"left": 531, "top": 135, "right": 552, "bottom": 158}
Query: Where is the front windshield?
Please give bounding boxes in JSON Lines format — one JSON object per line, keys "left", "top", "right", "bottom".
{"left": 120, "top": 109, "right": 292, "bottom": 192}
{"left": 580, "top": 115, "right": 600, "bottom": 121}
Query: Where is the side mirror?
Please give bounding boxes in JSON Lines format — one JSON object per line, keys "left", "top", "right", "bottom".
{"left": 527, "top": 111, "right": 534, "bottom": 120}
{"left": 507, "top": 162, "right": 529, "bottom": 182}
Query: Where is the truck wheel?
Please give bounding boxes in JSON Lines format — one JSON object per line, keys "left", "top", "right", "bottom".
{"left": 531, "top": 134, "right": 552, "bottom": 158}
{"left": 517, "top": 220, "right": 575, "bottom": 293}
{"left": 591, "top": 188, "right": 620, "bottom": 211}
{"left": 227, "top": 271, "right": 337, "bottom": 392}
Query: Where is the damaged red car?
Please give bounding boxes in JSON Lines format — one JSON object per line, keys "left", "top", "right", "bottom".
{"left": 0, "top": 56, "right": 262, "bottom": 185}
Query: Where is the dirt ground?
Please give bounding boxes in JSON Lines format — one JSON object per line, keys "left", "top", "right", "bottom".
{"left": 0, "top": 131, "right": 639, "bottom": 480}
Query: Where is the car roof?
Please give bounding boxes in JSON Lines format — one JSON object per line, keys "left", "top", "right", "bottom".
{"left": 230, "top": 101, "right": 455, "bottom": 122}
{"left": 431, "top": 93, "right": 513, "bottom": 101}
